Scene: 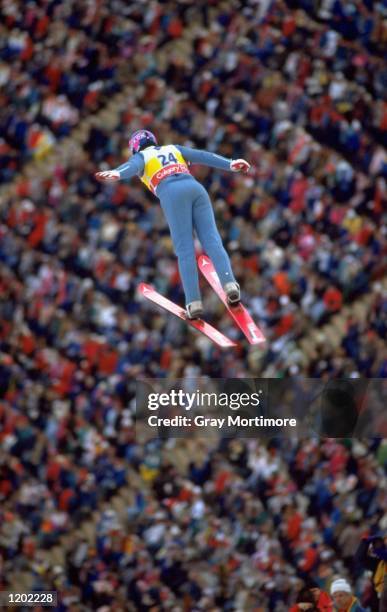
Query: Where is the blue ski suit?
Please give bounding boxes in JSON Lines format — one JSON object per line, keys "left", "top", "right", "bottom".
{"left": 115, "top": 144, "right": 237, "bottom": 305}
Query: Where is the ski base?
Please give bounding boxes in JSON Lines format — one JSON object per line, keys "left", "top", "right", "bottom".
{"left": 138, "top": 283, "right": 236, "bottom": 348}
{"left": 198, "top": 255, "right": 266, "bottom": 345}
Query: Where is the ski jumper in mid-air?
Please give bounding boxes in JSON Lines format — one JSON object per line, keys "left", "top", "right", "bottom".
{"left": 95, "top": 129, "right": 250, "bottom": 320}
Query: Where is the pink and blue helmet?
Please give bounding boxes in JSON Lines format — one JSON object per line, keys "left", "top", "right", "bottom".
{"left": 128, "top": 129, "right": 157, "bottom": 154}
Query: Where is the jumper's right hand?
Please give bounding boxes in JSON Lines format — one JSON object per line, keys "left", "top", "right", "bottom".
{"left": 95, "top": 170, "right": 120, "bottom": 182}
{"left": 230, "top": 159, "right": 251, "bottom": 173}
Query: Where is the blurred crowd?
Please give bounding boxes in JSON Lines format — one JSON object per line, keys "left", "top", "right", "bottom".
{"left": 3, "top": 437, "right": 386, "bottom": 611}
{"left": 0, "top": 0, "right": 386, "bottom": 609}
{"left": 0, "top": 0, "right": 132, "bottom": 183}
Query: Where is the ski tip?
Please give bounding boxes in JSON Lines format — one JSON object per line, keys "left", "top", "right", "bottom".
{"left": 197, "top": 254, "right": 211, "bottom": 267}
{"left": 138, "top": 282, "right": 150, "bottom": 296}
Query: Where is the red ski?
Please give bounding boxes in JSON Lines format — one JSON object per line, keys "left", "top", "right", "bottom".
{"left": 198, "top": 255, "right": 266, "bottom": 345}
{"left": 138, "top": 283, "right": 236, "bottom": 349}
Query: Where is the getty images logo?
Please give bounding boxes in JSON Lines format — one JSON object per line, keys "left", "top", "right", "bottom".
{"left": 147, "top": 388, "right": 263, "bottom": 411}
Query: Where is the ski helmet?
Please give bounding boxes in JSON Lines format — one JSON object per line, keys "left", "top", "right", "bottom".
{"left": 129, "top": 129, "right": 157, "bottom": 154}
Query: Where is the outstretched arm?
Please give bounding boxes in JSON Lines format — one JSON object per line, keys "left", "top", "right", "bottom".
{"left": 177, "top": 145, "right": 250, "bottom": 173}
{"left": 95, "top": 153, "right": 145, "bottom": 183}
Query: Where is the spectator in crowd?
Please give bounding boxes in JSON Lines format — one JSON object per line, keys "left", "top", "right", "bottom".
{"left": 306, "top": 580, "right": 334, "bottom": 611}
{"left": 330, "top": 578, "right": 366, "bottom": 612}
{"left": 354, "top": 534, "right": 387, "bottom": 610}
{"left": 290, "top": 587, "right": 320, "bottom": 610}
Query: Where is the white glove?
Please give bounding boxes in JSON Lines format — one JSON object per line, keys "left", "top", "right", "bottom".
{"left": 95, "top": 170, "right": 120, "bottom": 182}
{"left": 230, "top": 159, "right": 251, "bottom": 173}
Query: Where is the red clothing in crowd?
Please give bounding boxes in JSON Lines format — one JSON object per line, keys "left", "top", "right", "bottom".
{"left": 323, "top": 287, "right": 343, "bottom": 312}
{"left": 286, "top": 510, "right": 302, "bottom": 541}
{"left": 300, "top": 547, "right": 318, "bottom": 572}
{"left": 275, "top": 312, "right": 295, "bottom": 337}
{"left": 316, "top": 591, "right": 334, "bottom": 611}
{"left": 273, "top": 271, "right": 292, "bottom": 295}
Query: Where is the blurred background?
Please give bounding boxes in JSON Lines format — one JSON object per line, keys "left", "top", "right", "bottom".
{"left": 0, "top": 0, "right": 386, "bottom": 610}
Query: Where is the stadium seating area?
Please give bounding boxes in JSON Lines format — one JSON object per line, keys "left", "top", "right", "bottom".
{"left": 0, "top": 0, "right": 386, "bottom": 610}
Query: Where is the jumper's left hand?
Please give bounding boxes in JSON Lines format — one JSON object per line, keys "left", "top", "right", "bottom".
{"left": 95, "top": 170, "right": 120, "bottom": 182}
{"left": 230, "top": 159, "right": 251, "bottom": 173}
